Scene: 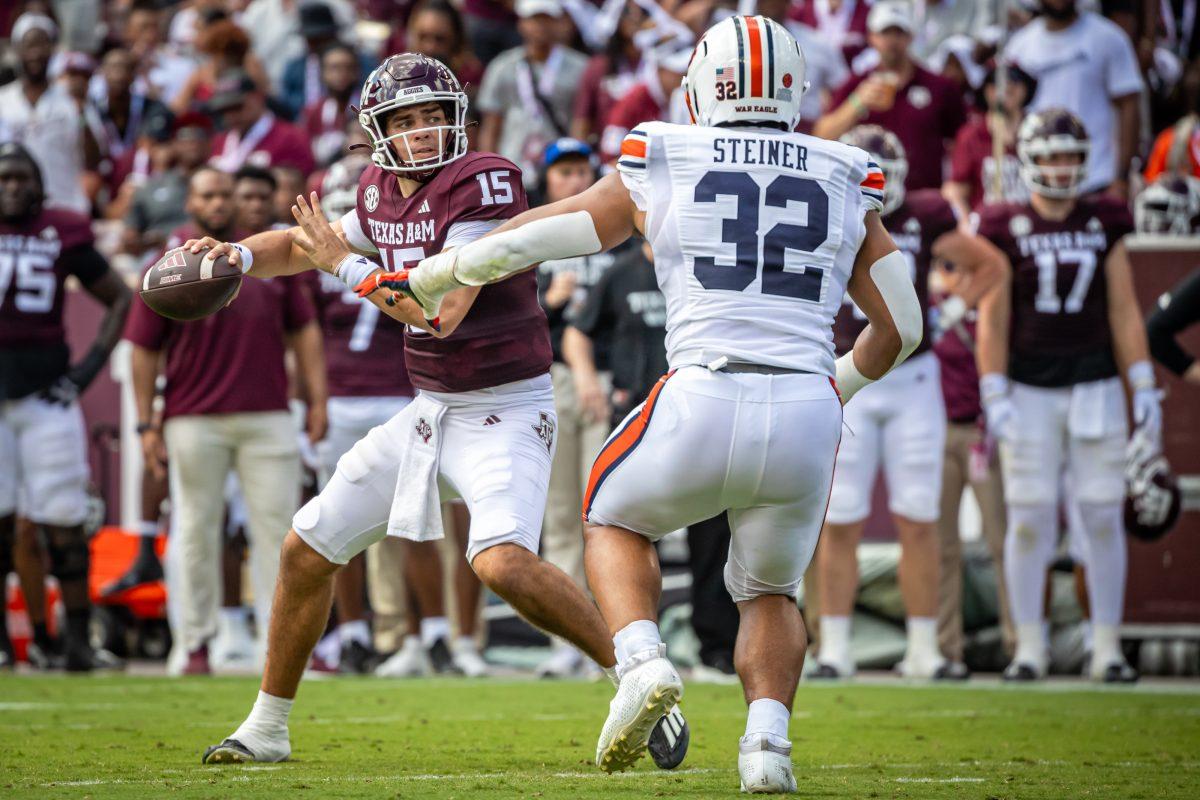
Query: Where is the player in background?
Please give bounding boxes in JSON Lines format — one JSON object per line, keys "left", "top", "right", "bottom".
{"left": 975, "top": 108, "right": 1160, "bottom": 683}
{"left": 366, "top": 17, "right": 923, "bottom": 791}
{"left": 0, "top": 143, "right": 132, "bottom": 671}
{"left": 190, "top": 54, "right": 686, "bottom": 768}
{"left": 813, "top": 126, "right": 1006, "bottom": 680}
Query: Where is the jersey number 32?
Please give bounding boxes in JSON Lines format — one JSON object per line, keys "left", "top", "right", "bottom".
{"left": 692, "top": 171, "right": 829, "bottom": 302}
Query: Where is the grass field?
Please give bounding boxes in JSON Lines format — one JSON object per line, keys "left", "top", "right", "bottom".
{"left": 2, "top": 674, "right": 1199, "bottom": 799}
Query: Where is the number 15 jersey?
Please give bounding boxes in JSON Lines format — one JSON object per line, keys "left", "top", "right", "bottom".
{"left": 616, "top": 121, "right": 884, "bottom": 377}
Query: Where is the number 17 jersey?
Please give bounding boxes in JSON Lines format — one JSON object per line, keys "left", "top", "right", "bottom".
{"left": 616, "top": 121, "right": 884, "bottom": 377}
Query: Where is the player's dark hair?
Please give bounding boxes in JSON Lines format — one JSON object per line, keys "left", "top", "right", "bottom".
{"left": 234, "top": 164, "right": 277, "bottom": 192}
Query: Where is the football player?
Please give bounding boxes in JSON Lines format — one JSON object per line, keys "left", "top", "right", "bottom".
{"left": 0, "top": 143, "right": 132, "bottom": 670}
{"left": 813, "top": 126, "right": 1006, "bottom": 680}
{"left": 975, "top": 108, "right": 1161, "bottom": 682}
{"left": 368, "top": 17, "right": 925, "bottom": 791}
{"left": 192, "top": 54, "right": 686, "bottom": 768}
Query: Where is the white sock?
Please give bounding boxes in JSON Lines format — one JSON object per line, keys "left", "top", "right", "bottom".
{"left": 1076, "top": 502, "right": 1127, "bottom": 626}
{"left": 613, "top": 619, "right": 663, "bottom": 674}
{"left": 400, "top": 634, "right": 421, "bottom": 652}
{"left": 138, "top": 520, "right": 159, "bottom": 538}
{"left": 603, "top": 665, "right": 619, "bottom": 688}
{"left": 1092, "top": 624, "right": 1121, "bottom": 667}
{"left": 818, "top": 615, "right": 851, "bottom": 668}
{"left": 337, "top": 620, "right": 371, "bottom": 647}
{"left": 905, "top": 617, "right": 940, "bottom": 663}
{"left": 1014, "top": 622, "right": 1046, "bottom": 667}
{"left": 220, "top": 606, "right": 248, "bottom": 627}
{"left": 232, "top": 691, "right": 292, "bottom": 750}
{"left": 455, "top": 635, "right": 478, "bottom": 652}
{"left": 745, "top": 698, "right": 791, "bottom": 744}
{"left": 419, "top": 616, "right": 450, "bottom": 648}
{"left": 1004, "top": 504, "right": 1058, "bottom": 628}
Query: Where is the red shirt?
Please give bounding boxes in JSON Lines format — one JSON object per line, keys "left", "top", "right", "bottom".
{"left": 209, "top": 114, "right": 316, "bottom": 175}
{"left": 949, "top": 116, "right": 1027, "bottom": 209}
{"left": 831, "top": 65, "right": 967, "bottom": 191}
{"left": 934, "top": 306, "right": 983, "bottom": 423}
{"left": 575, "top": 54, "right": 639, "bottom": 142}
{"left": 123, "top": 225, "right": 316, "bottom": 419}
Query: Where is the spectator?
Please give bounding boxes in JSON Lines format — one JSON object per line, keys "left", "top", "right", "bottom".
{"left": 815, "top": 1, "right": 968, "bottom": 192}
{"left": 1143, "top": 60, "right": 1200, "bottom": 183}
{"left": 171, "top": 16, "right": 271, "bottom": 116}
{"left": 570, "top": 1, "right": 646, "bottom": 145}
{"left": 1003, "top": 0, "right": 1143, "bottom": 198}
{"left": 301, "top": 43, "right": 361, "bottom": 167}
{"left": 930, "top": 261, "right": 1015, "bottom": 672}
{"left": 943, "top": 63, "right": 1038, "bottom": 216}
{"left": 280, "top": 2, "right": 372, "bottom": 120}
{"left": 477, "top": 0, "right": 589, "bottom": 186}
{"left": 56, "top": 52, "right": 96, "bottom": 112}
{"left": 121, "top": 112, "right": 213, "bottom": 260}
{"left": 125, "top": 166, "right": 327, "bottom": 674}
{"left": 789, "top": 0, "right": 872, "bottom": 65}
{"left": 1147, "top": 268, "right": 1200, "bottom": 385}
{"left": 403, "top": 0, "right": 485, "bottom": 102}
{"left": 0, "top": 13, "right": 93, "bottom": 214}
{"left": 599, "top": 46, "right": 691, "bottom": 164}
{"left": 271, "top": 165, "right": 308, "bottom": 225}
{"left": 909, "top": 0, "right": 1003, "bottom": 61}
{"left": 755, "top": 0, "right": 849, "bottom": 133}
{"left": 121, "top": 0, "right": 196, "bottom": 107}
{"left": 241, "top": 0, "right": 358, "bottom": 96}
{"left": 532, "top": 138, "right": 616, "bottom": 678}
{"left": 233, "top": 165, "right": 281, "bottom": 233}
{"left": 208, "top": 69, "right": 316, "bottom": 175}
{"left": 462, "top": 0, "right": 522, "bottom": 65}
{"left": 88, "top": 49, "right": 171, "bottom": 193}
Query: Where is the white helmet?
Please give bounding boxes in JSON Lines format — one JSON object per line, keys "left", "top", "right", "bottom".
{"left": 682, "top": 15, "right": 807, "bottom": 130}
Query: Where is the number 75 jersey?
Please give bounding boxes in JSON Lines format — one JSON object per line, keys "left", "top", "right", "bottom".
{"left": 616, "top": 121, "right": 885, "bottom": 377}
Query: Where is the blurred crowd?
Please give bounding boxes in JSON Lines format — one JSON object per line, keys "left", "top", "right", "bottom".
{"left": 2, "top": 0, "right": 1199, "bottom": 677}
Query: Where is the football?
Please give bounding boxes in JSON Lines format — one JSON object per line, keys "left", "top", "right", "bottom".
{"left": 139, "top": 246, "right": 243, "bottom": 321}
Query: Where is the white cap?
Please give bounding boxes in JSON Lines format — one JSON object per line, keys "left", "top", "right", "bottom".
{"left": 515, "top": 0, "right": 562, "bottom": 18}
{"left": 12, "top": 13, "right": 59, "bottom": 44}
{"left": 867, "top": 0, "right": 915, "bottom": 34}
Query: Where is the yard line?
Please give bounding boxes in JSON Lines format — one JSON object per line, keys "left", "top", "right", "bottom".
{"left": 895, "top": 777, "right": 986, "bottom": 783}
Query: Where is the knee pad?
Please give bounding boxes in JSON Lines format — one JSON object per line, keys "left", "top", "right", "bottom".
{"left": 723, "top": 552, "right": 803, "bottom": 604}
{"left": 43, "top": 525, "right": 89, "bottom": 582}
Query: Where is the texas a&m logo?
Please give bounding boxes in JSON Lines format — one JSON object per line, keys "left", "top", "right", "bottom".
{"left": 415, "top": 417, "right": 433, "bottom": 444}
{"left": 532, "top": 412, "right": 555, "bottom": 453}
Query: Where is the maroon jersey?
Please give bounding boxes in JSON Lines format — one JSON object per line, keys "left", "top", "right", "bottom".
{"left": 351, "top": 152, "right": 552, "bottom": 393}
{"left": 976, "top": 196, "right": 1134, "bottom": 388}
{"left": 833, "top": 190, "right": 957, "bottom": 358}
{"left": 306, "top": 270, "right": 413, "bottom": 398}
{"left": 949, "top": 116, "right": 1027, "bottom": 210}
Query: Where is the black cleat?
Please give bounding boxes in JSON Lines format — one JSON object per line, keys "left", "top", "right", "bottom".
{"left": 808, "top": 662, "right": 846, "bottom": 680}
{"left": 64, "top": 642, "right": 125, "bottom": 673}
{"left": 26, "top": 641, "right": 64, "bottom": 671}
{"left": 427, "top": 638, "right": 464, "bottom": 675}
{"left": 1003, "top": 661, "right": 1042, "bottom": 682}
{"left": 934, "top": 661, "right": 971, "bottom": 681}
{"left": 1100, "top": 661, "right": 1139, "bottom": 684}
{"left": 102, "top": 557, "right": 164, "bottom": 596}
{"left": 647, "top": 705, "right": 689, "bottom": 770}
{"left": 203, "top": 738, "right": 256, "bottom": 764}
{"left": 338, "top": 640, "right": 377, "bottom": 675}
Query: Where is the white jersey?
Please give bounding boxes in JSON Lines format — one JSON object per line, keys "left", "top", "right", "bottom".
{"left": 616, "top": 121, "right": 884, "bottom": 377}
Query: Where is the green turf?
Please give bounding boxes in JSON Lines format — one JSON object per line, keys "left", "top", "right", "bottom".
{"left": 1, "top": 675, "right": 1199, "bottom": 799}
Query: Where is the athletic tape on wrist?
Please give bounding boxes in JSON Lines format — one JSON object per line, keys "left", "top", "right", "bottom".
{"left": 231, "top": 243, "right": 254, "bottom": 274}
{"left": 336, "top": 254, "right": 380, "bottom": 291}
{"left": 1127, "top": 360, "right": 1155, "bottom": 391}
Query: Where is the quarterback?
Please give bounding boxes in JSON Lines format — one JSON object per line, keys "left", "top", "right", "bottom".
{"left": 369, "top": 17, "right": 923, "bottom": 792}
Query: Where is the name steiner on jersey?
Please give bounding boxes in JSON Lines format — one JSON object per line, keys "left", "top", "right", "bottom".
{"left": 712, "top": 137, "right": 809, "bottom": 171}
{"left": 367, "top": 218, "right": 437, "bottom": 247}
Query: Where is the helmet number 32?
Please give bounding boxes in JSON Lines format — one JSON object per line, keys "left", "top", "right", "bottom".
{"left": 692, "top": 171, "right": 829, "bottom": 302}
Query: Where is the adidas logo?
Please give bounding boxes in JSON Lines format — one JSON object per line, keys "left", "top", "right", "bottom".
{"left": 418, "top": 199, "right": 431, "bottom": 214}
{"left": 483, "top": 415, "right": 501, "bottom": 426}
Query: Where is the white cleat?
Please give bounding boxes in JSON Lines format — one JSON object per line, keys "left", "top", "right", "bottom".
{"left": 895, "top": 653, "right": 949, "bottom": 680}
{"left": 211, "top": 615, "right": 256, "bottom": 672}
{"left": 202, "top": 731, "right": 290, "bottom": 764}
{"left": 452, "top": 641, "right": 490, "bottom": 678}
{"left": 595, "top": 645, "right": 683, "bottom": 773}
{"left": 374, "top": 636, "right": 429, "bottom": 678}
{"left": 536, "top": 644, "right": 583, "bottom": 678}
{"left": 738, "top": 734, "right": 797, "bottom": 794}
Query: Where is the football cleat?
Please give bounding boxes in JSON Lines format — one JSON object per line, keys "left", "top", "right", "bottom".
{"left": 1003, "top": 661, "right": 1044, "bottom": 681}
{"left": 427, "top": 637, "right": 464, "bottom": 675}
{"left": 1093, "top": 659, "right": 1139, "bottom": 684}
{"left": 808, "top": 661, "right": 850, "bottom": 680}
{"left": 536, "top": 645, "right": 583, "bottom": 678}
{"left": 375, "top": 636, "right": 428, "bottom": 678}
{"left": 738, "top": 734, "right": 797, "bottom": 794}
{"left": 595, "top": 645, "right": 683, "bottom": 773}
{"left": 25, "top": 640, "right": 63, "bottom": 671}
{"left": 64, "top": 642, "right": 124, "bottom": 673}
{"left": 895, "top": 653, "right": 949, "bottom": 680}
{"left": 451, "top": 640, "right": 490, "bottom": 678}
{"left": 102, "top": 555, "right": 164, "bottom": 596}
{"left": 647, "top": 705, "right": 689, "bottom": 770}
{"left": 202, "top": 736, "right": 290, "bottom": 765}
{"left": 934, "top": 661, "right": 971, "bottom": 681}
{"left": 338, "top": 640, "right": 377, "bottom": 675}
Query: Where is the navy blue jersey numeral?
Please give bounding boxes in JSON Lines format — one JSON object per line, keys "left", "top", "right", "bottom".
{"left": 692, "top": 171, "right": 830, "bottom": 302}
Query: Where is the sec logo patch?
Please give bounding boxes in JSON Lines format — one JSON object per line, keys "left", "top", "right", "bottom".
{"left": 364, "top": 184, "right": 380, "bottom": 212}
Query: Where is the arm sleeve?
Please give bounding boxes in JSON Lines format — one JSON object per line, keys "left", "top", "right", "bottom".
{"left": 1146, "top": 268, "right": 1200, "bottom": 376}
{"left": 1103, "top": 22, "right": 1145, "bottom": 99}
{"left": 615, "top": 128, "right": 651, "bottom": 211}
{"left": 444, "top": 219, "right": 502, "bottom": 248}
{"left": 64, "top": 244, "right": 111, "bottom": 286}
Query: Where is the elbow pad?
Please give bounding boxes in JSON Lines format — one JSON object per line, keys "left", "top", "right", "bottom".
{"left": 453, "top": 211, "right": 603, "bottom": 286}
{"left": 870, "top": 249, "right": 923, "bottom": 366}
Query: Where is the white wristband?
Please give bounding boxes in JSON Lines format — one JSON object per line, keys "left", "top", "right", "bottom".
{"left": 834, "top": 352, "right": 872, "bottom": 404}
{"left": 1127, "top": 359, "right": 1155, "bottom": 391}
{"left": 335, "top": 253, "right": 380, "bottom": 291}
{"left": 979, "top": 372, "right": 1010, "bottom": 404}
{"left": 231, "top": 243, "right": 254, "bottom": 274}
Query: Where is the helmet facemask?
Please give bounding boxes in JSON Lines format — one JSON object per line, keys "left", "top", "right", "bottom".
{"left": 1018, "top": 136, "right": 1090, "bottom": 199}
{"left": 359, "top": 93, "right": 468, "bottom": 175}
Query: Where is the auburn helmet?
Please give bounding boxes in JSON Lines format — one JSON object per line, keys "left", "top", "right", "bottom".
{"left": 1124, "top": 427, "right": 1183, "bottom": 542}
{"left": 1134, "top": 174, "right": 1200, "bottom": 235}
{"left": 682, "top": 15, "right": 807, "bottom": 131}
{"left": 358, "top": 53, "right": 468, "bottom": 175}
{"left": 1017, "top": 107, "right": 1090, "bottom": 199}
{"left": 841, "top": 125, "right": 907, "bottom": 215}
